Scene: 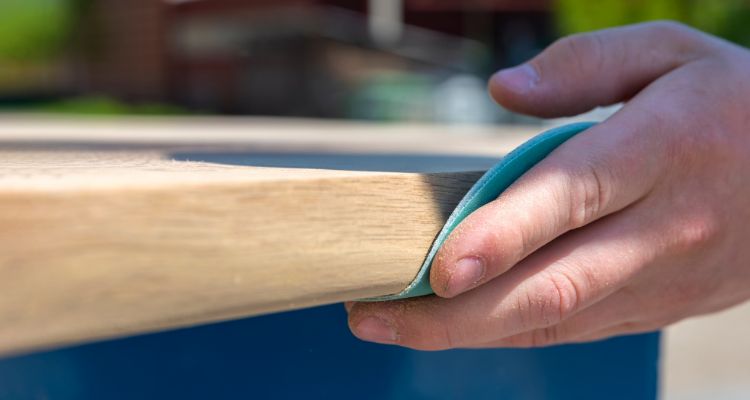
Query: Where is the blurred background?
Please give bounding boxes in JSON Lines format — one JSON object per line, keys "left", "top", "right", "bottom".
{"left": 2, "top": 0, "right": 750, "bottom": 124}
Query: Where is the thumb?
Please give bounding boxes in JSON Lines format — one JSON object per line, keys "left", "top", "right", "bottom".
{"left": 489, "top": 21, "right": 709, "bottom": 118}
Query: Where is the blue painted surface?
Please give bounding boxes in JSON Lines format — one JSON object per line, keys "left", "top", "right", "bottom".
{"left": 0, "top": 304, "right": 659, "bottom": 400}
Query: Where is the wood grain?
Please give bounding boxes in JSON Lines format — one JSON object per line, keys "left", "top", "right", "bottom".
{"left": 0, "top": 115, "right": 537, "bottom": 355}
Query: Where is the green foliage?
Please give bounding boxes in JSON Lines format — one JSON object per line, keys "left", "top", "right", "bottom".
{"left": 29, "top": 96, "right": 187, "bottom": 116}
{"left": 0, "top": 0, "right": 75, "bottom": 61}
{"left": 555, "top": 0, "right": 750, "bottom": 46}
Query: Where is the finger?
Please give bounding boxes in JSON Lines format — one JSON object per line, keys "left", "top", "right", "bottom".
{"left": 489, "top": 21, "right": 709, "bottom": 118}
{"left": 468, "top": 246, "right": 713, "bottom": 349}
{"left": 431, "top": 102, "right": 668, "bottom": 298}
{"left": 349, "top": 207, "right": 660, "bottom": 350}
{"left": 464, "top": 286, "right": 651, "bottom": 348}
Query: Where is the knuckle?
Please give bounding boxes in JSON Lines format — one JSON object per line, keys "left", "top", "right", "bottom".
{"left": 566, "top": 159, "right": 612, "bottom": 229}
{"left": 546, "top": 271, "right": 583, "bottom": 322}
{"left": 524, "top": 271, "right": 582, "bottom": 328}
{"left": 672, "top": 212, "right": 721, "bottom": 253}
{"left": 508, "top": 217, "right": 538, "bottom": 263}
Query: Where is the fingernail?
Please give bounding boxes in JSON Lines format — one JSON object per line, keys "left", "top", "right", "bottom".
{"left": 355, "top": 316, "right": 397, "bottom": 343}
{"left": 493, "top": 64, "right": 539, "bottom": 94}
{"left": 447, "top": 257, "right": 485, "bottom": 296}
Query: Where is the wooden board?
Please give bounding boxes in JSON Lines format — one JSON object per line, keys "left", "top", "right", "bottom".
{"left": 0, "top": 115, "right": 539, "bottom": 356}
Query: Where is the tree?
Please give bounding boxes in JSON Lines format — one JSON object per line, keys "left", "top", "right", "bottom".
{"left": 0, "top": 0, "right": 76, "bottom": 61}
{"left": 555, "top": 0, "right": 750, "bottom": 47}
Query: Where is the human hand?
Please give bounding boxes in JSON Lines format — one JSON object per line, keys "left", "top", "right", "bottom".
{"left": 346, "top": 21, "right": 750, "bottom": 349}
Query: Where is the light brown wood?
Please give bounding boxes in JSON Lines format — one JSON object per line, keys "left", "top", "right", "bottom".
{"left": 0, "top": 115, "right": 539, "bottom": 356}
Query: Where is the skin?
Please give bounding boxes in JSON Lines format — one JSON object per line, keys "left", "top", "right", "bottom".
{"left": 345, "top": 21, "right": 750, "bottom": 350}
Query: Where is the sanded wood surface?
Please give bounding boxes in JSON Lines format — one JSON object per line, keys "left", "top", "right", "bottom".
{"left": 0, "top": 115, "right": 538, "bottom": 355}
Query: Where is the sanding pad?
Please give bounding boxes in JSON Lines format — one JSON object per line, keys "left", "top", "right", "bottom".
{"left": 364, "top": 121, "right": 596, "bottom": 301}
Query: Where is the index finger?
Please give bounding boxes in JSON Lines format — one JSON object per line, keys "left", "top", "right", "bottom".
{"left": 430, "top": 105, "right": 668, "bottom": 298}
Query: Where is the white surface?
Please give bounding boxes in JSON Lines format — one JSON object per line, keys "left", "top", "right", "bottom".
{"left": 663, "top": 301, "right": 750, "bottom": 399}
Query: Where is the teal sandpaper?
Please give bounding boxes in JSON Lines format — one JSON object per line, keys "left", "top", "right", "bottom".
{"left": 364, "top": 121, "right": 597, "bottom": 301}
